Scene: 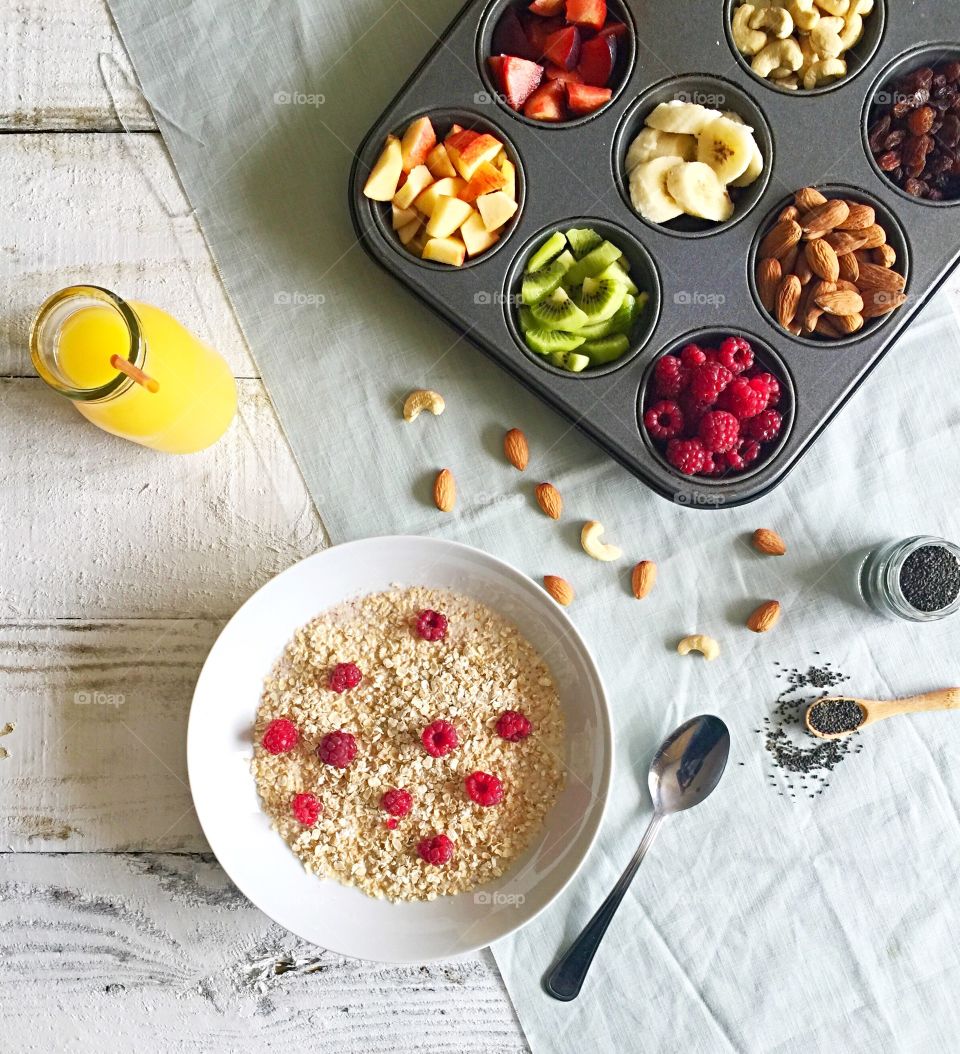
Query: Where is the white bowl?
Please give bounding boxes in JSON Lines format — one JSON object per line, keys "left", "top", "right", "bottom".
{"left": 188, "top": 536, "right": 611, "bottom": 963}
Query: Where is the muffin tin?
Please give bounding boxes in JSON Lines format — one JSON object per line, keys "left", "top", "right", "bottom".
{"left": 349, "top": 0, "right": 960, "bottom": 508}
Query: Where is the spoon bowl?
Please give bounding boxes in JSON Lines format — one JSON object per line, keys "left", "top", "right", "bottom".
{"left": 805, "top": 688, "right": 960, "bottom": 740}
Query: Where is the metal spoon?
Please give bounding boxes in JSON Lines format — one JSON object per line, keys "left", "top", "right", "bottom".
{"left": 804, "top": 687, "right": 960, "bottom": 740}
{"left": 544, "top": 714, "right": 730, "bottom": 1002}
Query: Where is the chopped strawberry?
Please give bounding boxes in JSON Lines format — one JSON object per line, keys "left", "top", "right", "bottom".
{"left": 543, "top": 25, "right": 581, "bottom": 70}
{"left": 545, "top": 63, "right": 584, "bottom": 83}
{"left": 577, "top": 33, "right": 616, "bottom": 86}
{"left": 566, "top": 0, "right": 606, "bottom": 31}
{"left": 566, "top": 81, "right": 612, "bottom": 114}
{"left": 490, "top": 54, "right": 543, "bottom": 111}
{"left": 599, "top": 20, "right": 628, "bottom": 37}
{"left": 528, "top": 0, "right": 565, "bottom": 14}
{"left": 493, "top": 8, "right": 537, "bottom": 61}
{"left": 523, "top": 79, "right": 566, "bottom": 121}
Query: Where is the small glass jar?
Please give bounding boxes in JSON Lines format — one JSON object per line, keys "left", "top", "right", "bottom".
{"left": 858, "top": 535, "right": 960, "bottom": 622}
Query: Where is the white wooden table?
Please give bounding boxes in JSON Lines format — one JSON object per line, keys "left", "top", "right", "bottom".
{"left": 0, "top": 2, "right": 528, "bottom": 1047}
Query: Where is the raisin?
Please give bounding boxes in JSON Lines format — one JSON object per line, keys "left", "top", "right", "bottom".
{"left": 883, "top": 130, "right": 907, "bottom": 150}
{"left": 877, "top": 150, "right": 902, "bottom": 171}
{"left": 943, "top": 61, "right": 960, "bottom": 84}
{"left": 908, "top": 105, "right": 935, "bottom": 135}
{"left": 903, "top": 178, "right": 928, "bottom": 197}
{"left": 868, "top": 115, "right": 892, "bottom": 152}
{"left": 902, "top": 67, "right": 934, "bottom": 93}
{"left": 937, "top": 113, "right": 960, "bottom": 148}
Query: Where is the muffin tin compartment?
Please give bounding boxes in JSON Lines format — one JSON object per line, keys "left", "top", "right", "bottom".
{"left": 613, "top": 74, "right": 774, "bottom": 238}
{"left": 349, "top": 0, "right": 960, "bottom": 508}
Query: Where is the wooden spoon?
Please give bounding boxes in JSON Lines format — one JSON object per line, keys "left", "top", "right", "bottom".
{"left": 805, "top": 688, "right": 960, "bottom": 740}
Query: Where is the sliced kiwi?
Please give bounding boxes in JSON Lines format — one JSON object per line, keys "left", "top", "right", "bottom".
{"left": 548, "top": 350, "right": 591, "bottom": 372}
{"left": 576, "top": 293, "right": 636, "bottom": 338}
{"left": 562, "top": 241, "right": 624, "bottom": 289}
{"left": 581, "top": 334, "right": 630, "bottom": 365}
{"left": 524, "top": 327, "right": 586, "bottom": 355}
{"left": 521, "top": 250, "right": 575, "bottom": 305}
{"left": 574, "top": 277, "right": 626, "bottom": 325}
{"left": 529, "top": 287, "right": 589, "bottom": 331}
{"left": 518, "top": 306, "right": 537, "bottom": 334}
{"left": 526, "top": 231, "right": 568, "bottom": 273}
{"left": 565, "top": 227, "right": 603, "bottom": 259}
{"left": 596, "top": 260, "right": 638, "bottom": 296}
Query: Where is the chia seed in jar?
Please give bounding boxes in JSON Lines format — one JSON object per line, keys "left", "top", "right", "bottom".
{"left": 859, "top": 536, "right": 960, "bottom": 622}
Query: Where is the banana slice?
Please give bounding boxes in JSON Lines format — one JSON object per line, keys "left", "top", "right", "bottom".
{"left": 625, "top": 128, "right": 697, "bottom": 171}
{"left": 665, "top": 161, "right": 734, "bottom": 222}
{"left": 730, "top": 138, "right": 764, "bottom": 188}
{"left": 629, "top": 156, "right": 685, "bottom": 224}
{"left": 645, "top": 100, "right": 721, "bottom": 135}
{"left": 696, "top": 116, "right": 757, "bottom": 185}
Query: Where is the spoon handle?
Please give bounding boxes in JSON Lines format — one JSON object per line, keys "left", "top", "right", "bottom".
{"left": 545, "top": 812, "right": 665, "bottom": 1002}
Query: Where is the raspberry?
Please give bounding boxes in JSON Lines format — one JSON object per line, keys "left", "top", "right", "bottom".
{"left": 701, "top": 453, "right": 725, "bottom": 477}
{"left": 718, "top": 336, "right": 754, "bottom": 375}
{"left": 417, "top": 833, "right": 454, "bottom": 865}
{"left": 653, "top": 355, "right": 688, "bottom": 398}
{"left": 724, "top": 439, "right": 762, "bottom": 472}
{"left": 421, "top": 719, "right": 458, "bottom": 757}
{"left": 385, "top": 818, "right": 398, "bottom": 830}
{"left": 702, "top": 347, "right": 721, "bottom": 363}
{"left": 678, "top": 391, "right": 711, "bottom": 434}
{"left": 666, "top": 438, "right": 707, "bottom": 476}
{"left": 718, "top": 376, "right": 767, "bottom": 419}
{"left": 291, "top": 792, "right": 322, "bottom": 826}
{"left": 689, "top": 362, "right": 732, "bottom": 405}
{"left": 680, "top": 343, "right": 706, "bottom": 369}
{"left": 317, "top": 730, "right": 357, "bottom": 768}
{"left": 328, "top": 662, "right": 362, "bottom": 693}
{"left": 643, "top": 400, "right": 685, "bottom": 440}
{"left": 698, "top": 410, "right": 740, "bottom": 454}
{"left": 262, "top": 718, "right": 298, "bottom": 755}
{"left": 750, "top": 372, "right": 781, "bottom": 407}
{"left": 416, "top": 609, "right": 448, "bottom": 641}
{"left": 381, "top": 787, "right": 413, "bottom": 816}
{"left": 465, "top": 770, "right": 504, "bottom": 806}
{"left": 496, "top": 710, "right": 531, "bottom": 741}
{"left": 747, "top": 409, "right": 783, "bottom": 442}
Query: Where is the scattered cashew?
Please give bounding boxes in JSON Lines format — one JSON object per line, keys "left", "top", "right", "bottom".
{"left": 402, "top": 388, "right": 445, "bottom": 422}
{"left": 810, "top": 15, "right": 845, "bottom": 57}
{"left": 788, "top": 0, "right": 819, "bottom": 31}
{"left": 677, "top": 635, "right": 721, "bottom": 661}
{"left": 732, "top": 5, "right": 768, "bottom": 55}
{"left": 802, "top": 56, "right": 847, "bottom": 90}
{"left": 580, "top": 521, "right": 622, "bottom": 562}
{"left": 752, "top": 37, "right": 803, "bottom": 78}
{"left": 815, "top": 0, "right": 849, "bottom": 14}
{"left": 750, "top": 6, "right": 794, "bottom": 38}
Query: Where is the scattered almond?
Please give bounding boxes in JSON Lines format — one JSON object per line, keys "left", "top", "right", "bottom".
{"left": 433, "top": 468, "right": 455, "bottom": 512}
{"left": 752, "top": 528, "right": 786, "bottom": 556}
{"left": 631, "top": 560, "right": 657, "bottom": 599}
{"left": 543, "top": 575, "right": 574, "bottom": 606}
{"left": 504, "top": 428, "right": 529, "bottom": 471}
{"left": 535, "top": 482, "right": 563, "bottom": 519}
{"left": 747, "top": 599, "right": 782, "bottom": 633}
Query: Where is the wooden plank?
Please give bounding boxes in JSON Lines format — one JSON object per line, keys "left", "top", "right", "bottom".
{"left": 0, "top": 852, "right": 528, "bottom": 1052}
{"left": 0, "top": 132, "right": 253, "bottom": 376}
{"left": 0, "top": 377, "right": 326, "bottom": 622}
{"left": 0, "top": 0, "right": 154, "bottom": 130}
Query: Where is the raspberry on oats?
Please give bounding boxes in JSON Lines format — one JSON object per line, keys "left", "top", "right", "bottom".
{"left": 261, "top": 718, "right": 298, "bottom": 755}
{"left": 417, "top": 833, "right": 454, "bottom": 865}
{"left": 381, "top": 787, "right": 413, "bottom": 816}
{"left": 291, "top": 792, "right": 322, "bottom": 826}
{"left": 421, "top": 719, "right": 458, "bottom": 757}
{"left": 466, "top": 770, "right": 504, "bottom": 807}
{"left": 317, "top": 730, "right": 358, "bottom": 768}
{"left": 385, "top": 818, "right": 398, "bottom": 830}
{"left": 496, "top": 710, "right": 532, "bottom": 741}
{"left": 328, "top": 662, "right": 362, "bottom": 693}
{"left": 415, "top": 608, "right": 448, "bottom": 641}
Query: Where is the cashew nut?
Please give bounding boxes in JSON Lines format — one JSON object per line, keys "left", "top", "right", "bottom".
{"left": 852, "top": 0, "right": 873, "bottom": 14}
{"left": 677, "top": 635, "right": 721, "bottom": 661}
{"left": 752, "top": 37, "right": 803, "bottom": 78}
{"left": 802, "top": 56, "right": 847, "bottom": 90}
{"left": 402, "top": 388, "right": 445, "bottom": 422}
{"left": 810, "top": 15, "right": 845, "bottom": 57}
{"left": 749, "top": 6, "right": 794, "bottom": 38}
{"left": 580, "top": 521, "right": 622, "bottom": 562}
{"left": 837, "top": 11, "right": 863, "bottom": 50}
{"left": 815, "top": 0, "right": 849, "bottom": 14}
{"left": 777, "top": 73, "right": 800, "bottom": 89}
{"left": 732, "top": 5, "right": 768, "bottom": 56}
{"left": 788, "top": 0, "right": 819, "bottom": 31}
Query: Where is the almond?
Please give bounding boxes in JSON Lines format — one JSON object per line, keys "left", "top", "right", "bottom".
{"left": 857, "top": 262, "right": 906, "bottom": 293}
{"left": 631, "top": 560, "right": 657, "bottom": 599}
{"left": 794, "top": 252, "right": 814, "bottom": 286}
{"left": 780, "top": 244, "right": 800, "bottom": 278}
{"left": 756, "top": 257, "right": 782, "bottom": 313}
{"left": 795, "top": 186, "right": 827, "bottom": 211}
{"left": 535, "top": 482, "right": 563, "bottom": 519}
{"left": 503, "top": 428, "right": 529, "bottom": 471}
{"left": 758, "top": 219, "right": 802, "bottom": 261}
{"left": 858, "top": 223, "right": 887, "bottom": 250}
{"left": 837, "top": 251, "right": 860, "bottom": 283}
{"left": 815, "top": 314, "right": 843, "bottom": 338}
{"left": 806, "top": 239, "right": 840, "bottom": 283}
{"left": 433, "top": 468, "right": 455, "bottom": 512}
{"left": 543, "top": 575, "right": 574, "bottom": 606}
{"left": 747, "top": 599, "right": 782, "bottom": 633}
{"left": 831, "top": 312, "right": 864, "bottom": 335}
{"left": 752, "top": 528, "right": 787, "bottom": 556}
{"left": 824, "top": 230, "right": 866, "bottom": 257}
{"left": 860, "top": 291, "right": 907, "bottom": 319}
{"left": 801, "top": 199, "right": 849, "bottom": 239}
{"left": 874, "top": 243, "right": 897, "bottom": 268}
{"left": 838, "top": 202, "right": 875, "bottom": 230}
{"left": 814, "top": 288, "right": 864, "bottom": 316}
{"left": 778, "top": 204, "right": 800, "bottom": 223}
{"left": 775, "top": 274, "right": 802, "bottom": 328}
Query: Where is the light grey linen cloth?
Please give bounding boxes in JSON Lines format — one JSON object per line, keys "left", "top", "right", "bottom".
{"left": 107, "top": 0, "right": 960, "bottom": 1048}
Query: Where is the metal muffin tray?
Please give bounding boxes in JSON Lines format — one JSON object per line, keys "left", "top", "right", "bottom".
{"left": 349, "top": 0, "right": 960, "bottom": 508}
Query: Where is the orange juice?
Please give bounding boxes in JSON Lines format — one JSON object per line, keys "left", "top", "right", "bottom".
{"left": 31, "top": 286, "right": 237, "bottom": 453}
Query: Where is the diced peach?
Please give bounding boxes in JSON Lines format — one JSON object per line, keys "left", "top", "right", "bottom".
{"left": 401, "top": 116, "right": 437, "bottom": 172}
{"left": 444, "top": 128, "right": 478, "bottom": 151}
{"left": 447, "top": 132, "right": 504, "bottom": 181}
{"left": 426, "top": 142, "right": 457, "bottom": 180}
{"left": 397, "top": 217, "right": 423, "bottom": 246}
{"left": 413, "top": 176, "right": 465, "bottom": 216}
{"left": 392, "top": 165, "right": 433, "bottom": 210}
{"left": 459, "top": 161, "right": 507, "bottom": 204}
{"left": 461, "top": 210, "right": 499, "bottom": 257}
{"left": 476, "top": 190, "right": 518, "bottom": 232}
{"left": 362, "top": 135, "right": 403, "bottom": 201}
{"left": 498, "top": 158, "right": 517, "bottom": 200}
{"left": 422, "top": 236, "right": 466, "bottom": 267}
{"left": 391, "top": 204, "right": 418, "bottom": 230}
{"left": 426, "top": 196, "right": 474, "bottom": 238}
